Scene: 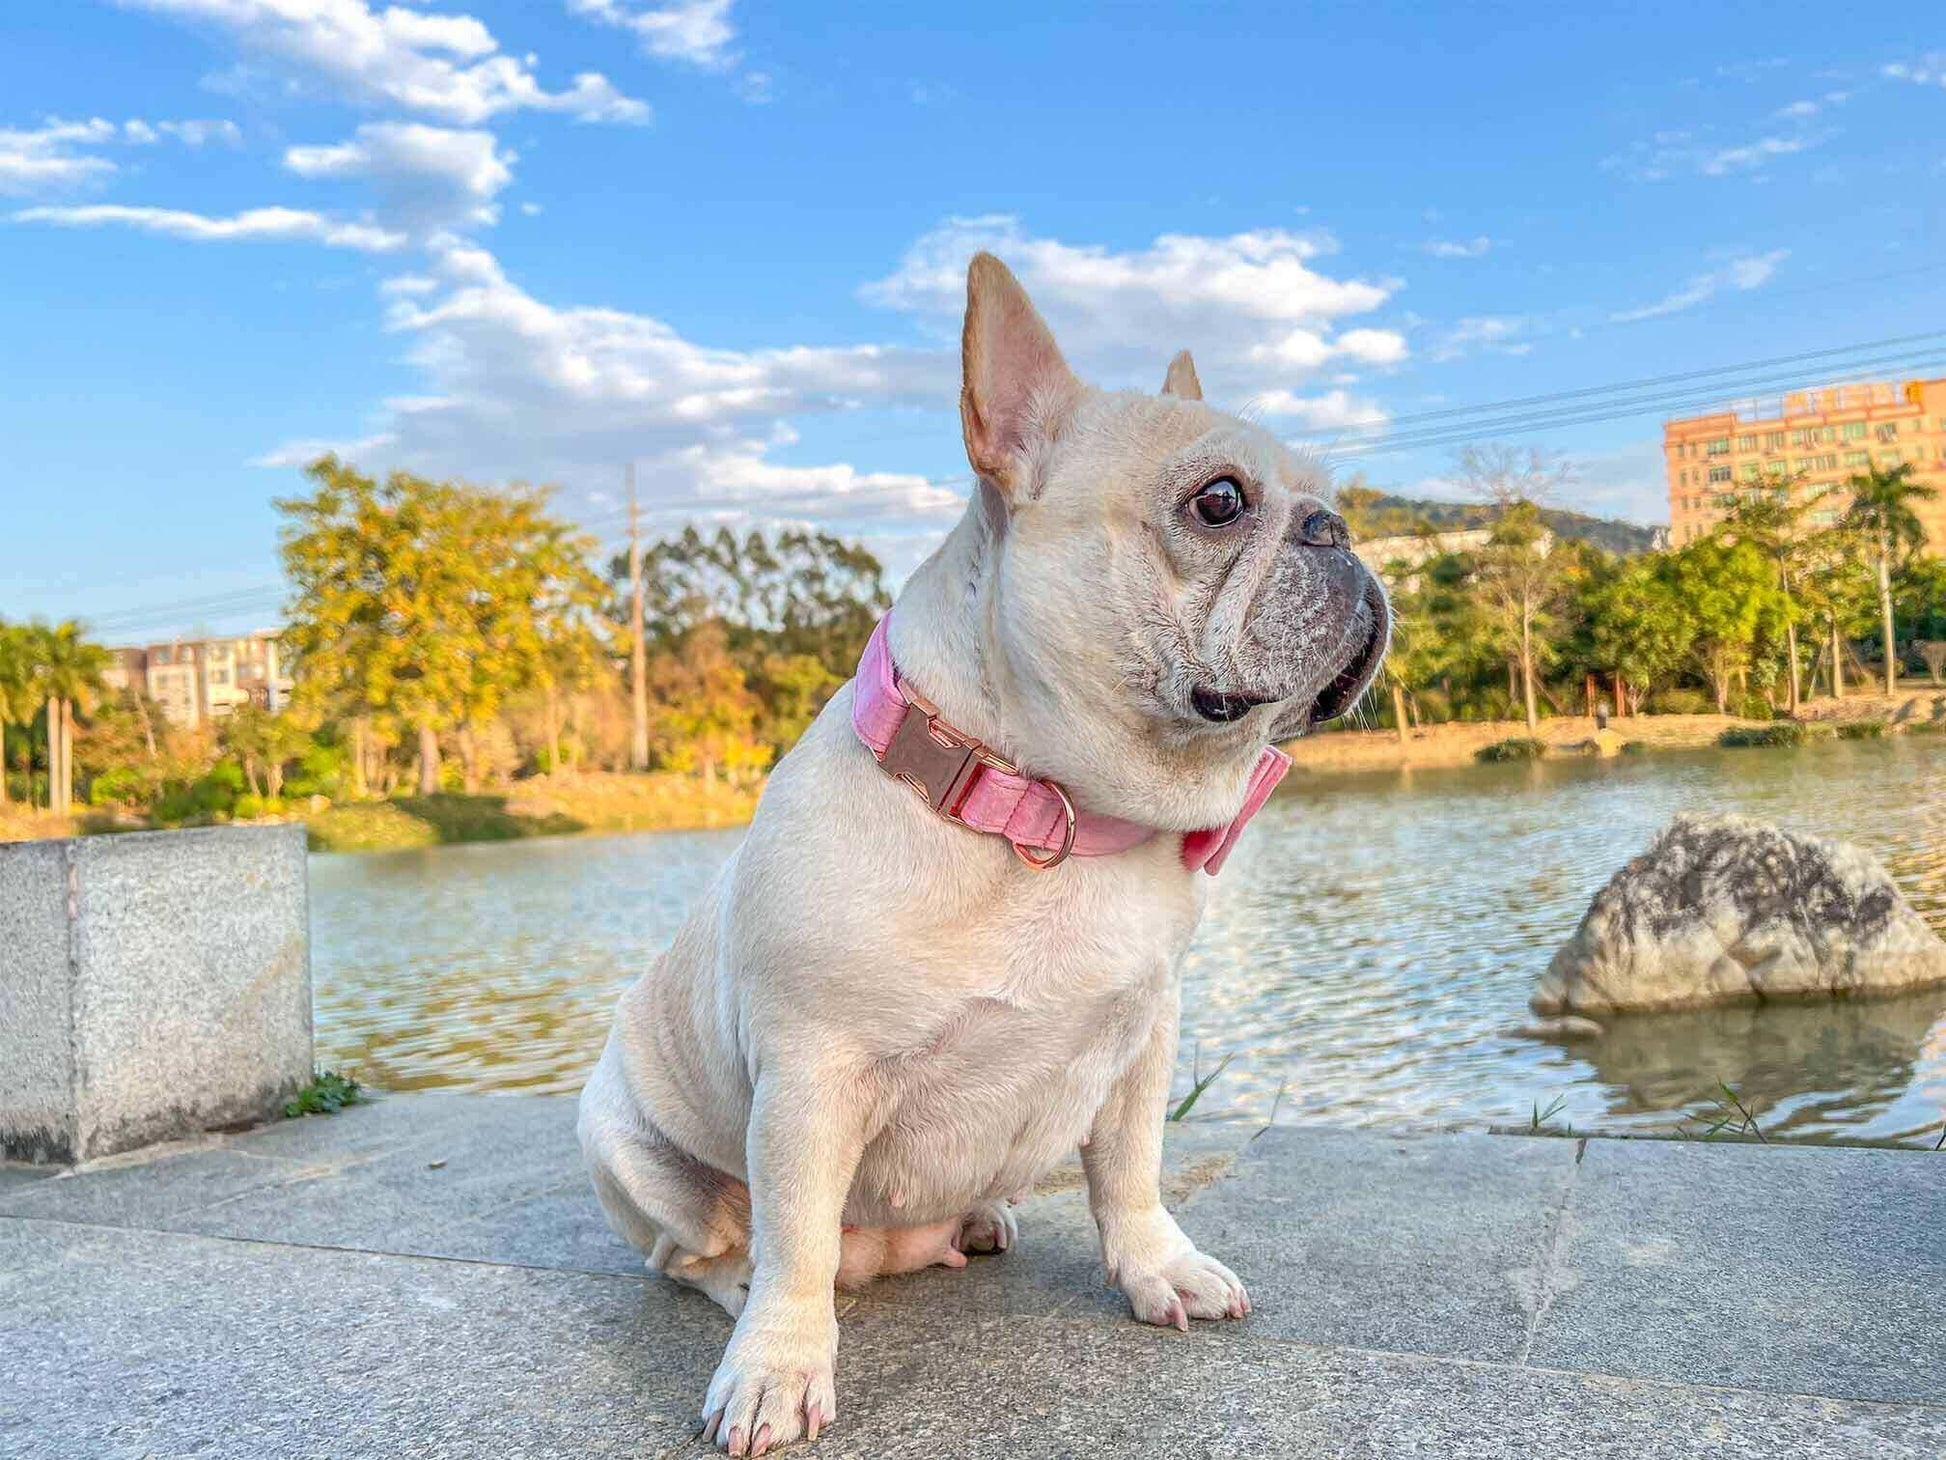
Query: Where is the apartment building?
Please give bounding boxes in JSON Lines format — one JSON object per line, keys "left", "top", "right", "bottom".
{"left": 103, "top": 632, "right": 290, "bottom": 730}
{"left": 1665, "top": 377, "right": 1946, "bottom": 550}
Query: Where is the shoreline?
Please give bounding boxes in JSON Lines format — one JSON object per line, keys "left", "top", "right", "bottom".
{"left": 1287, "top": 687, "right": 1946, "bottom": 776}
{"left": 5, "top": 688, "right": 1941, "bottom": 854}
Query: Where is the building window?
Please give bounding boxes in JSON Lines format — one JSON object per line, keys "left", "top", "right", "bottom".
{"left": 1810, "top": 508, "right": 1839, "bottom": 526}
{"left": 1706, "top": 438, "right": 1730, "bottom": 456}
{"left": 1875, "top": 423, "right": 1899, "bottom": 442}
{"left": 1739, "top": 461, "right": 1761, "bottom": 481}
{"left": 1882, "top": 450, "right": 1904, "bottom": 465}
{"left": 210, "top": 667, "right": 231, "bottom": 686}
{"left": 1707, "top": 465, "right": 1732, "bottom": 483}
{"left": 1814, "top": 453, "right": 1837, "bottom": 471}
{"left": 1737, "top": 434, "right": 1757, "bottom": 452}
{"left": 1845, "top": 450, "right": 1870, "bottom": 468}
{"left": 1842, "top": 421, "right": 1867, "bottom": 440}
{"left": 1763, "top": 431, "right": 1786, "bottom": 450}
{"left": 1791, "top": 428, "right": 1812, "bottom": 448}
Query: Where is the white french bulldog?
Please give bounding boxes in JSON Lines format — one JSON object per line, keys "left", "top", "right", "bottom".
{"left": 579, "top": 253, "right": 1388, "bottom": 1455}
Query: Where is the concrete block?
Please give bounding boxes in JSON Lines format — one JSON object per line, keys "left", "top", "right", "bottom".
{"left": 0, "top": 825, "right": 311, "bottom": 1163}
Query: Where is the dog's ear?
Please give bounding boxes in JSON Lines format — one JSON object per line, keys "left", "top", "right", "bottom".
{"left": 960, "top": 252, "right": 1080, "bottom": 497}
{"left": 1161, "top": 349, "right": 1202, "bottom": 401}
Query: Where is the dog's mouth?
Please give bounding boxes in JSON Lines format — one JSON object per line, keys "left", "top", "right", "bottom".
{"left": 1306, "top": 575, "right": 1390, "bottom": 724}
{"left": 1191, "top": 574, "right": 1390, "bottom": 731}
{"left": 1190, "top": 685, "right": 1277, "bottom": 724}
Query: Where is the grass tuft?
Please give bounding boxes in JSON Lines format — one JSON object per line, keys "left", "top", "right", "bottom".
{"left": 1676, "top": 1082, "right": 1768, "bottom": 1142}
{"left": 1476, "top": 737, "right": 1548, "bottom": 763}
{"left": 285, "top": 1069, "right": 368, "bottom": 1119}
{"left": 1168, "top": 1049, "right": 1233, "bottom": 1122}
{"left": 1717, "top": 722, "right": 1806, "bottom": 749}
{"left": 1836, "top": 719, "right": 1887, "bottom": 740}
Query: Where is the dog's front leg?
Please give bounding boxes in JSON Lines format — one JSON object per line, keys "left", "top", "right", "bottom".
{"left": 700, "top": 1059, "right": 870, "bottom": 1456}
{"left": 1082, "top": 989, "right": 1250, "bottom": 1331}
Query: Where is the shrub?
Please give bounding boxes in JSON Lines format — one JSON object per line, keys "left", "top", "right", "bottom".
{"left": 1648, "top": 689, "right": 1712, "bottom": 716}
{"left": 1733, "top": 695, "right": 1775, "bottom": 722}
{"left": 88, "top": 765, "right": 151, "bottom": 810}
{"left": 1837, "top": 719, "right": 1887, "bottom": 740}
{"left": 1477, "top": 737, "right": 1548, "bottom": 763}
{"left": 1718, "top": 723, "right": 1806, "bottom": 749}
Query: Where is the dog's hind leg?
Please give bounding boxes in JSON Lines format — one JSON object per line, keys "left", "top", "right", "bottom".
{"left": 956, "top": 1198, "right": 1018, "bottom": 1256}
{"left": 580, "top": 1052, "right": 753, "bottom": 1316}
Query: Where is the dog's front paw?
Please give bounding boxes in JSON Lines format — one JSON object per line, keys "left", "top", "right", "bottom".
{"left": 1118, "top": 1248, "right": 1250, "bottom": 1330}
{"left": 1103, "top": 1210, "right": 1249, "bottom": 1331}
{"left": 699, "top": 1320, "right": 837, "bottom": 1456}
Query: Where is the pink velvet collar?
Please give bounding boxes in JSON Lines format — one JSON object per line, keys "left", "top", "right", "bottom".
{"left": 850, "top": 613, "right": 1288, "bottom": 874}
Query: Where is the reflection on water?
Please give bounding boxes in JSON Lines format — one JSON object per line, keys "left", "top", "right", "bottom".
{"left": 312, "top": 736, "right": 1946, "bottom": 1143}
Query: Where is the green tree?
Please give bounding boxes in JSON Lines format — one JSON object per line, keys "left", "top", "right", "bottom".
{"left": 1720, "top": 481, "right": 1814, "bottom": 713}
{"left": 1453, "top": 444, "right": 1575, "bottom": 731}
{"left": 1588, "top": 554, "right": 1695, "bottom": 714}
{"left": 0, "top": 624, "right": 35, "bottom": 807}
{"left": 1667, "top": 535, "right": 1789, "bottom": 713}
{"left": 34, "top": 621, "right": 111, "bottom": 816}
{"left": 221, "top": 704, "right": 315, "bottom": 800}
{"left": 611, "top": 525, "right": 888, "bottom": 758}
{"left": 1469, "top": 501, "right": 1565, "bottom": 732}
{"left": 1842, "top": 464, "right": 1938, "bottom": 695}
{"left": 279, "top": 457, "right": 602, "bottom": 796}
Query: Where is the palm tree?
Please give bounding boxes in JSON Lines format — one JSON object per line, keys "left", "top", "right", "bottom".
{"left": 0, "top": 624, "right": 35, "bottom": 808}
{"left": 1843, "top": 464, "right": 1938, "bottom": 696}
{"left": 36, "top": 621, "right": 111, "bottom": 817}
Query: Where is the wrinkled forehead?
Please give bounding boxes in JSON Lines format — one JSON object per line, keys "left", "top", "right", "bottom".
{"left": 1157, "top": 414, "right": 1328, "bottom": 506}
{"left": 1055, "top": 393, "right": 1330, "bottom": 512}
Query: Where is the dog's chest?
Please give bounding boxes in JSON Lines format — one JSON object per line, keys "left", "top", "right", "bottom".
{"left": 850, "top": 874, "right": 1197, "bottom": 1220}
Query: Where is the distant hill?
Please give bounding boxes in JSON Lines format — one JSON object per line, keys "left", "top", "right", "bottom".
{"left": 1344, "top": 492, "right": 1663, "bottom": 556}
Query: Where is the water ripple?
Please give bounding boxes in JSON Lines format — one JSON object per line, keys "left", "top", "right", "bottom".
{"left": 312, "top": 738, "right": 1946, "bottom": 1144}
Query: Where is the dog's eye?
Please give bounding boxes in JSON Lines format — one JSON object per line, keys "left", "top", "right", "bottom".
{"left": 1191, "top": 477, "right": 1246, "bottom": 527}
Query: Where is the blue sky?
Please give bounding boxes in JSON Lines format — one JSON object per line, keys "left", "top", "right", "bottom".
{"left": 3, "top": 1, "right": 1944, "bottom": 640}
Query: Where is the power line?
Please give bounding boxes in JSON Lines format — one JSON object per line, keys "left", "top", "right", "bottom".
{"left": 1334, "top": 350, "right": 1946, "bottom": 460}
{"left": 1327, "top": 330, "right": 1946, "bottom": 439}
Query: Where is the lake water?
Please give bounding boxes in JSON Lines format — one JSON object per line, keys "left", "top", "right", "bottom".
{"left": 311, "top": 735, "right": 1946, "bottom": 1145}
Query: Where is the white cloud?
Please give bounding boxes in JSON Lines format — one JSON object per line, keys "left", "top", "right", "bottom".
{"left": 13, "top": 203, "right": 406, "bottom": 251}
{"left": 260, "top": 236, "right": 956, "bottom": 540}
{"left": 1429, "top": 315, "right": 1530, "bottom": 362}
{"left": 568, "top": 0, "right": 738, "bottom": 70}
{"left": 862, "top": 214, "right": 1403, "bottom": 404}
{"left": 1608, "top": 249, "right": 1786, "bottom": 323}
{"left": 1253, "top": 389, "right": 1388, "bottom": 432}
{"left": 257, "top": 220, "right": 1417, "bottom": 561}
{"left": 1700, "top": 134, "right": 1809, "bottom": 175}
{"left": 1422, "top": 236, "right": 1492, "bottom": 259}
{"left": 1884, "top": 55, "right": 1946, "bottom": 88}
{"left": 0, "top": 115, "right": 241, "bottom": 196}
{"left": 121, "top": 0, "right": 648, "bottom": 124}
{"left": 285, "top": 122, "right": 514, "bottom": 231}
{"left": 1566, "top": 439, "right": 1670, "bottom": 523}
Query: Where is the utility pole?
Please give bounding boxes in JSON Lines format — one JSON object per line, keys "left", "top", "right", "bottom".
{"left": 627, "top": 462, "right": 649, "bottom": 771}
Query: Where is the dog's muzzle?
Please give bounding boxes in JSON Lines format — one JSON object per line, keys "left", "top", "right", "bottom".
{"left": 1307, "top": 568, "right": 1390, "bottom": 723}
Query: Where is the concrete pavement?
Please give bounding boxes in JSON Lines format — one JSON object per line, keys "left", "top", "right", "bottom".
{"left": 2, "top": 1094, "right": 1941, "bottom": 1458}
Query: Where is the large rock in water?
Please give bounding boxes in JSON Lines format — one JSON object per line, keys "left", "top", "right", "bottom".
{"left": 1532, "top": 813, "right": 1946, "bottom": 1014}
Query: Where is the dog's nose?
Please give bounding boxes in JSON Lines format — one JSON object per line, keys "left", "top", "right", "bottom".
{"left": 1297, "top": 508, "right": 1350, "bottom": 549}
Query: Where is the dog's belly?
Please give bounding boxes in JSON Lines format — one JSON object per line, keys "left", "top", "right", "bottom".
{"left": 842, "top": 982, "right": 1166, "bottom": 1227}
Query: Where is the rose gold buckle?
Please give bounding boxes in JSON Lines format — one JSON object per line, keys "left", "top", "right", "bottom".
{"left": 880, "top": 679, "right": 1074, "bottom": 871}
{"left": 880, "top": 683, "right": 1015, "bottom": 823}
